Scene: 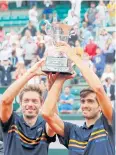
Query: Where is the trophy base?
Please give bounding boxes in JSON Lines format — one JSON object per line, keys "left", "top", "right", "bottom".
{"left": 42, "top": 66, "right": 72, "bottom": 75}
{"left": 42, "top": 56, "right": 73, "bottom": 75}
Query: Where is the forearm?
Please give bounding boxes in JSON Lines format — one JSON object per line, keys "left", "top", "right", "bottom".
{"left": 1, "top": 71, "right": 35, "bottom": 105}
{"left": 73, "top": 56, "right": 102, "bottom": 92}
{"left": 42, "top": 79, "right": 64, "bottom": 116}
{"left": 73, "top": 56, "right": 113, "bottom": 121}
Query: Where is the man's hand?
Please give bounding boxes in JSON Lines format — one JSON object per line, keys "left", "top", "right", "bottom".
{"left": 47, "top": 73, "right": 59, "bottom": 90}
{"left": 55, "top": 42, "right": 82, "bottom": 62}
{"left": 47, "top": 72, "right": 76, "bottom": 91}
{"left": 28, "top": 59, "right": 46, "bottom": 77}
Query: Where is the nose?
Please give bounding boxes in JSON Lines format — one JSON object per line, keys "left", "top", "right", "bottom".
{"left": 81, "top": 101, "right": 89, "bottom": 109}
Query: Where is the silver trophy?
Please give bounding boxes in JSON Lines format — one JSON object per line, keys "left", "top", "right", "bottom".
{"left": 42, "top": 23, "right": 73, "bottom": 74}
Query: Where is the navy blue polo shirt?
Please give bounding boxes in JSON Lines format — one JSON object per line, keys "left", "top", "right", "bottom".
{"left": 58, "top": 109, "right": 115, "bottom": 155}
{"left": 1, "top": 112, "right": 56, "bottom": 155}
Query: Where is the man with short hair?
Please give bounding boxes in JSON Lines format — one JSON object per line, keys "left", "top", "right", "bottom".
{"left": 84, "top": 2, "right": 98, "bottom": 26}
{"left": 59, "top": 86, "right": 74, "bottom": 114}
{"left": 42, "top": 43, "right": 115, "bottom": 155}
{"left": 21, "top": 21, "right": 37, "bottom": 37}
{"left": 0, "top": 60, "right": 56, "bottom": 155}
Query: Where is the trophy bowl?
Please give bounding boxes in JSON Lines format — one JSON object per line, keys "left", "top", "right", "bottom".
{"left": 42, "top": 32, "right": 73, "bottom": 74}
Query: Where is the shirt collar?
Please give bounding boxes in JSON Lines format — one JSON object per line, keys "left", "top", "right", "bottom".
{"left": 21, "top": 114, "right": 43, "bottom": 129}
{"left": 82, "top": 122, "right": 94, "bottom": 129}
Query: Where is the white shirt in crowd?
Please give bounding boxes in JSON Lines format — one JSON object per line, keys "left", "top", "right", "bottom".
{"left": 69, "top": 0, "right": 82, "bottom": 19}
{"left": 28, "top": 8, "right": 38, "bottom": 25}
{"left": 64, "top": 10, "right": 79, "bottom": 26}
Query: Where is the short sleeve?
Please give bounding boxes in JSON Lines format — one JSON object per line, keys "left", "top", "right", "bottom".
{"left": 57, "top": 122, "right": 73, "bottom": 148}
{"left": 102, "top": 108, "right": 115, "bottom": 134}
{"left": 43, "top": 122, "right": 56, "bottom": 143}
{"left": 0, "top": 112, "right": 15, "bottom": 132}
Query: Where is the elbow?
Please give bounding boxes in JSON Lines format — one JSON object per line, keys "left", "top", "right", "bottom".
{"left": 1, "top": 97, "right": 12, "bottom": 105}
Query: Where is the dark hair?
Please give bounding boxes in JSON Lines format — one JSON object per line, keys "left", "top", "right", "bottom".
{"left": 12, "top": 50, "right": 16, "bottom": 56}
{"left": 80, "top": 88, "right": 99, "bottom": 103}
{"left": 19, "top": 84, "right": 43, "bottom": 104}
{"left": 105, "top": 77, "right": 112, "bottom": 82}
{"left": 80, "top": 88, "right": 95, "bottom": 98}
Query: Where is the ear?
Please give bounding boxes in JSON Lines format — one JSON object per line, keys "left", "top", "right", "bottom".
{"left": 98, "top": 105, "right": 102, "bottom": 112}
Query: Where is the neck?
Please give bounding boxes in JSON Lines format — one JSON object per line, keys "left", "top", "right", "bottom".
{"left": 85, "top": 113, "right": 101, "bottom": 128}
{"left": 23, "top": 115, "right": 38, "bottom": 127}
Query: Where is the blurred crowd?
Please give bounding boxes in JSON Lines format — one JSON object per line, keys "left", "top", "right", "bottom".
{"left": 0, "top": 0, "right": 115, "bottom": 114}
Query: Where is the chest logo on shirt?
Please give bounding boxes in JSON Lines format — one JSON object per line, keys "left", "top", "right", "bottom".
{"left": 37, "top": 127, "right": 43, "bottom": 132}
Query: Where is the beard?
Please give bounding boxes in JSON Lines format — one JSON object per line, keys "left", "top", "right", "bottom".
{"left": 83, "top": 111, "right": 100, "bottom": 120}
{"left": 25, "top": 114, "right": 36, "bottom": 119}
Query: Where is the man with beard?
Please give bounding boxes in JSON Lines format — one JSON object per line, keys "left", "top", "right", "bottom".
{"left": 0, "top": 60, "right": 56, "bottom": 155}
{"left": 42, "top": 44, "right": 115, "bottom": 155}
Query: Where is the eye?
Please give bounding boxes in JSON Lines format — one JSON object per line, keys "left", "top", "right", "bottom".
{"left": 87, "top": 99, "right": 94, "bottom": 104}
{"left": 32, "top": 99, "right": 39, "bottom": 104}
{"left": 23, "top": 99, "right": 29, "bottom": 103}
{"left": 80, "top": 99, "right": 85, "bottom": 104}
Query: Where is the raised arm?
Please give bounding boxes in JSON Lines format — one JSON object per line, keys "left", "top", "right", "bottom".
{"left": 0, "top": 60, "right": 45, "bottom": 123}
{"left": 42, "top": 73, "right": 74, "bottom": 136}
{"left": 56, "top": 44, "right": 113, "bottom": 124}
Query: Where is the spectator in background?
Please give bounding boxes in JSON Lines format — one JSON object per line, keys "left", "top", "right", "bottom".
{"left": 103, "top": 77, "right": 115, "bottom": 107}
{"left": 69, "top": 0, "right": 82, "bottom": 19}
{"left": 21, "top": 21, "right": 37, "bottom": 36}
{"left": 9, "top": 50, "right": 18, "bottom": 68}
{"left": 107, "top": 0, "right": 116, "bottom": 26}
{"left": 28, "top": 0, "right": 37, "bottom": 8}
{"left": 28, "top": 5, "right": 38, "bottom": 27}
{"left": 75, "top": 40, "right": 84, "bottom": 57}
{"left": 92, "top": 47, "right": 106, "bottom": 78}
{"left": 20, "top": 30, "right": 37, "bottom": 67}
{"left": 14, "top": 62, "right": 26, "bottom": 80}
{"left": 68, "top": 25, "right": 79, "bottom": 47}
{"left": 15, "top": 0, "right": 23, "bottom": 8}
{"left": 7, "top": 29, "right": 19, "bottom": 46}
{"left": 40, "top": 22, "right": 47, "bottom": 35}
{"left": 79, "top": 22, "right": 88, "bottom": 41}
{"left": 52, "top": 10, "right": 60, "bottom": 24}
{"left": 97, "top": 28, "right": 111, "bottom": 51}
{"left": 0, "top": 0, "right": 8, "bottom": 11}
{"left": 84, "top": 36, "right": 97, "bottom": 59}
{"left": 36, "top": 40, "right": 46, "bottom": 60}
{"left": 101, "top": 64, "right": 114, "bottom": 83}
{"left": 112, "top": 31, "right": 116, "bottom": 47}
{"left": 64, "top": 9, "right": 79, "bottom": 27}
{"left": 0, "top": 59, "right": 15, "bottom": 86}
{"left": 59, "top": 86, "right": 74, "bottom": 114}
{"left": 47, "top": 13, "right": 53, "bottom": 24}
{"left": 10, "top": 43, "right": 24, "bottom": 63}
{"left": 79, "top": 23, "right": 92, "bottom": 48}
{"left": 43, "top": 0, "right": 53, "bottom": 18}
{"left": 96, "top": 0, "right": 107, "bottom": 27}
{"left": 0, "top": 26, "right": 5, "bottom": 44}
{"left": 84, "top": 2, "right": 98, "bottom": 27}
{"left": 104, "top": 38, "right": 115, "bottom": 64}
